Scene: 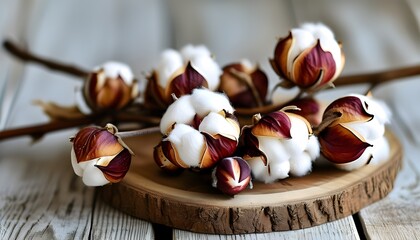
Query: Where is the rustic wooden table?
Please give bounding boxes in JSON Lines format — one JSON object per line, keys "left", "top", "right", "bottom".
{"left": 1, "top": 1, "right": 420, "bottom": 239}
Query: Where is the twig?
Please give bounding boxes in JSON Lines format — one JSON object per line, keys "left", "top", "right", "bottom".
{"left": 0, "top": 111, "right": 161, "bottom": 141}
{"left": 3, "top": 40, "right": 89, "bottom": 78}
{"left": 3, "top": 38, "right": 420, "bottom": 140}
{"left": 235, "top": 102, "right": 285, "bottom": 116}
{"left": 334, "top": 64, "right": 420, "bottom": 87}
{"left": 236, "top": 64, "right": 420, "bottom": 116}
{"left": 0, "top": 117, "right": 95, "bottom": 141}
{"left": 235, "top": 90, "right": 304, "bottom": 116}
{"left": 114, "top": 112, "right": 161, "bottom": 125}
{"left": 4, "top": 39, "right": 420, "bottom": 86}
{"left": 116, "top": 126, "right": 160, "bottom": 138}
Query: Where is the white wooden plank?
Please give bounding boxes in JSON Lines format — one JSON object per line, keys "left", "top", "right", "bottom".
{"left": 1, "top": 1, "right": 166, "bottom": 239}
{"left": 0, "top": 131, "right": 94, "bottom": 240}
{"left": 357, "top": 79, "right": 420, "bottom": 239}
{"left": 90, "top": 199, "right": 154, "bottom": 240}
{"left": 174, "top": 216, "right": 359, "bottom": 240}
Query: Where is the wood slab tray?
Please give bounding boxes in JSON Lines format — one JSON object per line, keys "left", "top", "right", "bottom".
{"left": 100, "top": 130, "right": 403, "bottom": 234}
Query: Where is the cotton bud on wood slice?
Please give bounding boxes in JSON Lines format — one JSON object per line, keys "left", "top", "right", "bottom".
{"left": 153, "top": 141, "right": 184, "bottom": 173}
{"left": 190, "top": 88, "right": 234, "bottom": 117}
{"left": 200, "top": 133, "right": 238, "bottom": 169}
{"left": 319, "top": 124, "right": 372, "bottom": 164}
{"left": 159, "top": 95, "right": 196, "bottom": 135}
{"left": 251, "top": 111, "right": 293, "bottom": 139}
{"left": 159, "top": 89, "right": 236, "bottom": 135}
{"left": 240, "top": 108, "right": 319, "bottom": 183}
{"left": 170, "top": 62, "right": 209, "bottom": 98}
{"left": 318, "top": 94, "right": 391, "bottom": 170}
{"left": 180, "top": 44, "right": 221, "bottom": 91}
{"left": 212, "top": 157, "right": 252, "bottom": 196}
{"left": 199, "top": 111, "right": 240, "bottom": 140}
{"left": 165, "top": 124, "right": 205, "bottom": 168}
{"left": 145, "top": 44, "right": 221, "bottom": 109}
{"left": 154, "top": 88, "right": 240, "bottom": 171}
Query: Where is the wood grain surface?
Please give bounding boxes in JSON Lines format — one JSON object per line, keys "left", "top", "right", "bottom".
{"left": 173, "top": 216, "right": 360, "bottom": 240}
{"left": 100, "top": 129, "right": 402, "bottom": 234}
{"left": 358, "top": 82, "right": 420, "bottom": 240}
{"left": 0, "top": 132, "right": 154, "bottom": 240}
{"left": 2, "top": 1, "right": 420, "bottom": 239}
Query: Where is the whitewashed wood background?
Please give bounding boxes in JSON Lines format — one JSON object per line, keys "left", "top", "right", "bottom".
{"left": 1, "top": 0, "right": 420, "bottom": 239}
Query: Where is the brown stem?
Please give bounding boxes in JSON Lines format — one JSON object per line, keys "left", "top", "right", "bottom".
{"left": 236, "top": 64, "right": 420, "bottom": 116}
{"left": 0, "top": 117, "right": 95, "bottom": 141}
{"left": 3, "top": 40, "right": 89, "bottom": 78}
{"left": 0, "top": 111, "right": 160, "bottom": 141}
{"left": 235, "top": 90, "right": 304, "bottom": 116}
{"left": 312, "top": 111, "right": 342, "bottom": 136}
{"left": 116, "top": 126, "right": 160, "bottom": 138}
{"left": 334, "top": 64, "right": 420, "bottom": 87}
{"left": 235, "top": 101, "right": 283, "bottom": 116}
{"left": 115, "top": 112, "right": 161, "bottom": 125}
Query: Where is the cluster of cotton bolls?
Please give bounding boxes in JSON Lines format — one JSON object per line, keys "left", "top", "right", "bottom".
{"left": 68, "top": 22, "right": 392, "bottom": 197}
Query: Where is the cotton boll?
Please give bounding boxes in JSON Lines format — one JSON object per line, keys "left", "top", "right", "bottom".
{"left": 199, "top": 112, "right": 239, "bottom": 140}
{"left": 179, "top": 45, "right": 221, "bottom": 90}
{"left": 306, "top": 135, "right": 321, "bottom": 160}
{"left": 159, "top": 95, "right": 195, "bottom": 134}
{"left": 265, "top": 162, "right": 291, "bottom": 183}
{"left": 156, "top": 49, "right": 183, "bottom": 88}
{"left": 281, "top": 116, "right": 310, "bottom": 156}
{"left": 248, "top": 158, "right": 290, "bottom": 183}
{"left": 335, "top": 146, "right": 374, "bottom": 171}
{"left": 154, "top": 88, "right": 239, "bottom": 171}
{"left": 240, "top": 59, "right": 254, "bottom": 69}
{"left": 190, "top": 55, "right": 222, "bottom": 90}
{"left": 81, "top": 62, "right": 138, "bottom": 112}
{"left": 247, "top": 136, "right": 291, "bottom": 183}
{"left": 71, "top": 148, "right": 84, "bottom": 176}
{"left": 350, "top": 94, "right": 392, "bottom": 124}
{"left": 247, "top": 157, "right": 268, "bottom": 182}
{"left": 82, "top": 161, "right": 110, "bottom": 186}
{"left": 272, "top": 22, "right": 344, "bottom": 91}
{"left": 166, "top": 124, "right": 205, "bottom": 167}
{"left": 289, "top": 153, "right": 313, "bottom": 177}
{"left": 343, "top": 119, "right": 385, "bottom": 142}
{"left": 369, "top": 136, "right": 390, "bottom": 165}
{"left": 165, "top": 123, "right": 193, "bottom": 144}
{"left": 147, "top": 45, "right": 221, "bottom": 109}
{"left": 289, "top": 29, "right": 316, "bottom": 72}
{"left": 242, "top": 110, "right": 319, "bottom": 183}
{"left": 98, "top": 61, "right": 135, "bottom": 85}
{"left": 257, "top": 136, "right": 290, "bottom": 165}
{"left": 301, "top": 22, "right": 335, "bottom": 39}
{"left": 180, "top": 44, "right": 211, "bottom": 60}
{"left": 70, "top": 124, "right": 133, "bottom": 187}
{"left": 190, "top": 89, "right": 234, "bottom": 117}
{"left": 300, "top": 23, "right": 341, "bottom": 65}
{"left": 318, "top": 94, "right": 391, "bottom": 170}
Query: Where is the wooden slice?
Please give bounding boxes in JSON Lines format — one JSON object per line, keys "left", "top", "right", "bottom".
{"left": 100, "top": 130, "right": 402, "bottom": 234}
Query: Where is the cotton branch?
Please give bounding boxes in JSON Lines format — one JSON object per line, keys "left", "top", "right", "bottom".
{"left": 3, "top": 40, "right": 89, "bottom": 78}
